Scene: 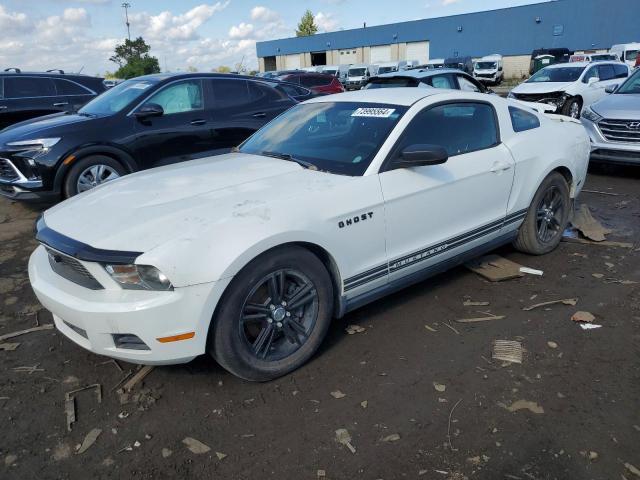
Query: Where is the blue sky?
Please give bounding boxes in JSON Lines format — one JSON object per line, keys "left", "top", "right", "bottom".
{"left": 0, "top": 0, "right": 545, "bottom": 74}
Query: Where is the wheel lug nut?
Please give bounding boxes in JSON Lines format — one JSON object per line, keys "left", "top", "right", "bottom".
{"left": 269, "top": 304, "right": 275, "bottom": 310}
{"left": 281, "top": 301, "right": 287, "bottom": 306}
{"left": 276, "top": 322, "right": 283, "bottom": 328}
{"left": 267, "top": 319, "right": 273, "bottom": 324}
{"left": 286, "top": 312, "right": 291, "bottom": 317}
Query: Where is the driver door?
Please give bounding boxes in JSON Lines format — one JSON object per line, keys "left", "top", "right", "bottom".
{"left": 132, "top": 79, "right": 215, "bottom": 168}
{"left": 379, "top": 101, "right": 515, "bottom": 282}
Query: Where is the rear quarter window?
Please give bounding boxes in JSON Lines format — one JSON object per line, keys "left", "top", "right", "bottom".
{"left": 509, "top": 106, "right": 541, "bottom": 132}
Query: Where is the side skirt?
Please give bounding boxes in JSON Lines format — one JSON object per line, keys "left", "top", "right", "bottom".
{"left": 336, "top": 230, "right": 518, "bottom": 318}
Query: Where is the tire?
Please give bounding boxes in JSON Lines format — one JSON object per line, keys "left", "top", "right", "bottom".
{"left": 513, "top": 172, "right": 571, "bottom": 255}
{"left": 63, "top": 155, "right": 127, "bottom": 198}
{"left": 210, "top": 246, "right": 334, "bottom": 382}
{"left": 562, "top": 97, "right": 582, "bottom": 119}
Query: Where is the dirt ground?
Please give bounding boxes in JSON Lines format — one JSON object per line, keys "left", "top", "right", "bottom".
{"left": 1, "top": 166, "right": 639, "bottom": 480}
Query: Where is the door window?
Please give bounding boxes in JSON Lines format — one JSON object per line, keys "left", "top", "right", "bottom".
{"left": 143, "top": 80, "right": 203, "bottom": 115}
{"left": 426, "top": 74, "right": 455, "bottom": 89}
{"left": 211, "top": 79, "right": 250, "bottom": 109}
{"left": 394, "top": 102, "right": 498, "bottom": 157}
{"left": 457, "top": 75, "right": 483, "bottom": 92}
{"left": 248, "top": 81, "right": 288, "bottom": 102}
{"left": 4, "top": 77, "right": 56, "bottom": 98}
{"left": 54, "top": 79, "right": 93, "bottom": 95}
{"left": 613, "top": 64, "right": 629, "bottom": 79}
{"left": 300, "top": 75, "right": 332, "bottom": 87}
{"left": 596, "top": 64, "right": 615, "bottom": 82}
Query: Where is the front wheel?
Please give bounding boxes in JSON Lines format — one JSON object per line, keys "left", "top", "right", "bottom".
{"left": 562, "top": 97, "right": 582, "bottom": 119}
{"left": 513, "top": 172, "right": 570, "bottom": 255}
{"left": 210, "top": 246, "right": 334, "bottom": 381}
{"left": 63, "top": 155, "right": 126, "bottom": 198}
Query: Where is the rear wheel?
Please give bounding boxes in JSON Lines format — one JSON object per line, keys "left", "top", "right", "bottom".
{"left": 210, "top": 246, "right": 333, "bottom": 381}
{"left": 513, "top": 172, "right": 570, "bottom": 255}
{"left": 63, "top": 155, "right": 126, "bottom": 198}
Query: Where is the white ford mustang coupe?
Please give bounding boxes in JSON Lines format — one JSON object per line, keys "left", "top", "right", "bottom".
{"left": 29, "top": 88, "right": 590, "bottom": 381}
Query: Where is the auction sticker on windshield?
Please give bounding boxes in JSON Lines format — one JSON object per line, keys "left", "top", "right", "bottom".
{"left": 351, "top": 107, "right": 396, "bottom": 118}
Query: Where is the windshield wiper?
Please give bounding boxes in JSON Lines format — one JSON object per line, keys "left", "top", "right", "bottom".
{"left": 260, "top": 150, "right": 316, "bottom": 170}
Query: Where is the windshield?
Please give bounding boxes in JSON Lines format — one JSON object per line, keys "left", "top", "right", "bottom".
{"left": 626, "top": 50, "right": 639, "bottom": 61}
{"left": 364, "top": 77, "right": 418, "bottom": 89}
{"left": 79, "top": 79, "right": 157, "bottom": 115}
{"left": 239, "top": 102, "right": 407, "bottom": 176}
{"left": 349, "top": 68, "right": 367, "bottom": 76}
{"left": 323, "top": 69, "right": 338, "bottom": 76}
{"left": 378, "top": 66, "right": 397, "bottom": 74}
{"left": 476, "top": 62, "right": 497, "bottom": 70}
{"left": 527, "top": 66, "right": 585, "bottom": 83}
{"left": 616, "top": 68, "right": 640, "bottom": 94}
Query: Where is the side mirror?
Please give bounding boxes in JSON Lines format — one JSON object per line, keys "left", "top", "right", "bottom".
{"left": 134, "top": 103, "right": 164, "bottom": 119}
{"left": 605, "top": 84, "right": 618, "bottom": 94}
{"left": 587, "top": 77, "right": 599, "bottom": 86}
{"left": 391, "top": 144, "right": 448, "bottom": 169}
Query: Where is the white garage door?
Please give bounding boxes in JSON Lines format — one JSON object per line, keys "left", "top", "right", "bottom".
{"left": 284, "top": 54, "right": 301, "bottom": 70}
{"left": 338, "top": 49, "right": 358, "bottom": 64}
{"left": 370, "top": 45, "right": 391, "bottom": 64}
{"left": 406, "top": 41, "right": 430, "bottom": 64}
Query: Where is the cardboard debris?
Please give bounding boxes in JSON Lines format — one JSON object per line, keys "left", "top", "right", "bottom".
{"left": 571, "top": 204, "right": 612, "bottom": 242}
{"left": 547, "top": 341, "right": 558, "bottom": 349}
{"left": 424, "top": 325, "right": 437, "bottom": 332}
{"left": 503, "top": 399, "right": 544, "bottom": 414}
{"left": 463, "top": 300, "right": 490, "bottom": 306}
{"left": 625, "top": 463, "right": 640, "bottom": 478}
{"left": 330, "top": 390, "right": 346, "bottom": 399}
{"left": 522, "top": 298, "right": 578, "bottom": 311}
{"left": 360, "top": 400, "right": 368, "bottom": 409}
{"left": 433, "top": 382, "right": 446, "bottom": 393}
{"left": 562, "top": 235, "right": 634, "bottom": 249}
{"left": 345, "top": 325, "right": 365, "bottom": 335}
{"left": 0, "top": 323, "right": 54, "bottom": 342}
{"left": 466, "top": 255, "right": 524, "bottom": 282}
{"left": 381, "top": 433, "right": 401, "bottom": 442}
{"left": 571, "top": 311, "right": 595, "bottom": 323}
{"left": 335, "top": 428, "right": 356, "bottom": 454}
{"left": 215, "top": 452, "right": 227, "bottom": 461}
{"left": 182, "top": 437, "right": 211, "bottom": 454}
{"left": 0, "top": 343, "right": 20, "bottom": 351}
{"left": 64, "top": 384, "right": 102, "bottom": 432}
{"left": 492, "top": 340, "right": 523, "bottom": 364}
{"left": 76, "top": 428, "right": 102, "bottom": 454}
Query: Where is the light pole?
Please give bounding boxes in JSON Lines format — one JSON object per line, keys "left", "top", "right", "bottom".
{"left": 121, "top": 2, "right": 131, "bottom": 42}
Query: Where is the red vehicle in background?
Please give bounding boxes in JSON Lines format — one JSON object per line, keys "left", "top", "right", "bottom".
{"left": 276, "top": 72, "right": 344, "bottom": 96}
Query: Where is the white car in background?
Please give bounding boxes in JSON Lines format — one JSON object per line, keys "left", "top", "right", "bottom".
{"left": 29, "top": 89, "right": 590, "bottom": 381}
{"left": 509, "top": 61, "right": 631, "bottom": 118}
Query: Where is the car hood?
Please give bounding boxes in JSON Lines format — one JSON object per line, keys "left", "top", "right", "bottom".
{"left": 512, "top": 82, "right": 573, "bottom": 94}
{"left": 43, "top": 153, "right": 353, "bottom": 253}
{"left": 0, "top": 112, "right": 100, "bottom": 143}
{"left": 591, "top": 94, "right": 640, "bottom": 120}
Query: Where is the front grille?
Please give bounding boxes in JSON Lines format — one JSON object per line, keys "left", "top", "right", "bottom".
{"left": 512, "top": 92, "right": 563, "bottom": 103}
{"left": 598, "top": 119, "right": 640, "bottom": 143}
{"left": 476, "top": 73, "right": 494, "bottom": 78}
{"left": 0, "top": 158, "right": 20, "bottom": 181}
{"left": 46, "top": 247, "right": 104, "bottom": 290}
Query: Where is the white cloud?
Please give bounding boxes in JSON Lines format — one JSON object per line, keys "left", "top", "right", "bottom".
{"left": 314, "top": 12, "right": 338, "bottom": 32}
{"left": 229, "top": 22, "right": 254, "bottom": 39}
{"left": 250, "top": 6, "right": 280, "bottom": 23}
{"left": 0, "top": 5, "right": 32, "bottom": 35}
{"left": 442, "top": 0, "right": 460, "bottom": 4}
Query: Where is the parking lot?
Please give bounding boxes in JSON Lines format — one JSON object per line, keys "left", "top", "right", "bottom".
{"left": 1, "top": 163, "right": 638, "bottom": 479}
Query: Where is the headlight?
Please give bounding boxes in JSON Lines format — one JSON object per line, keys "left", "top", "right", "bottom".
{"left": 6, "top": 138, "right": 61, "bottom": 150}
{"left": 104, "top": 264, "right": 173, "bottom": 291}
{"left": 581, "top": 107, "right": 602, "bottom": 123}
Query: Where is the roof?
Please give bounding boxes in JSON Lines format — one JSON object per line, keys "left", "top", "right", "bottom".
{"left": 378, "top": 68, "right": 464, "bottom": 78}
{"left": 542, "top": 60, "right": 622, "bottom": 69}
{"left": 256, "top": 0, "right": 639, "bottom": 59}
{"left": 305, "top": 87, "right": 440, "bottom": 106}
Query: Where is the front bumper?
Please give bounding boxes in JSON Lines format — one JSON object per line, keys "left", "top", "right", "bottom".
{"left": 0, "top": 157, "right": 58, "bottom": 202}
{"left": 28, "top": 245, "right": 227, "bottom": 365}
{"left": 581, "top": 119, "right": 640, "bottom": 165}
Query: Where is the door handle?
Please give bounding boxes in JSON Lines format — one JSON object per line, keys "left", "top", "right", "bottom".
{"left": 490, "top": 160, "right": 512, "bottom": 173}
{"left": 190, "top": 119, "right": 206, "bottom": 126}
{"left": 252, "top": 112, "right": 266, "bottom": 118}
{"left": 53, "top": 102, "right": 69, "bottom": 107}
{"left": 0, "top": 106, "right": 7, "bottom": 110}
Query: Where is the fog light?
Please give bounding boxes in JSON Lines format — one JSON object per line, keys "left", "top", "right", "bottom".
{"left": 112, "top": 334, "right": 150, "bottom": 350}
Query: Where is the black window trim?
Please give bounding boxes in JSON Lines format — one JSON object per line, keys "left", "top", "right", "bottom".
{"left": 379, "top": 99, "right": 502, "bottom": 173}
{"left": 1, "top": 75, "right": 97, "bottom": 99}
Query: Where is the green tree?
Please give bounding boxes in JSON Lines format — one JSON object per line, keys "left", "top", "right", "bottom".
{"left": 296, "top": 10, "right": 317, "bottom": 37}
{"left": 109, "top": 37, "right": 161, "bottom": 79}
{"left": 214, "top": 65, "right": 231, "bottom": 73}
{"left": 187, "top": 65, "right": 198, "bottom": 72}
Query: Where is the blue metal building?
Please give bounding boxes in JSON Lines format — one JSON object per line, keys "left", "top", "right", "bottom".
{"left": 256, "top": 0, "right": 639, "bottom": 74}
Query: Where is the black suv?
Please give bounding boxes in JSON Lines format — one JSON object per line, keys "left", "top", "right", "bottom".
{"left": 0, "top": 73, "right": 297, "bottom": 202}
{"left": 0, "top": 68, "right": 106, "bottom": 130}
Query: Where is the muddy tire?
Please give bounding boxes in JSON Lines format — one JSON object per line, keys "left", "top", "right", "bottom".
{"left": 513, "top": 172, "right": 570, "bottom": 255}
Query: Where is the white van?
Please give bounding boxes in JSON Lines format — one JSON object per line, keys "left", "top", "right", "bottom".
{"left": 473, "top": 54, "right": 504, "bottom": 85}
{"left": 424, "top": 58, "right": 445, "bottom": 69}
{"left": 610, "top": 43, "right": 640, "bottom": 67}
{"left": 376, "top": 60, "right": 415, "bottom": 75}
{"left": 345, "top": 64, "right": 372, "bottom": 90}
{"left": 321, "top": 64, "right": 350, "bottom": 82}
